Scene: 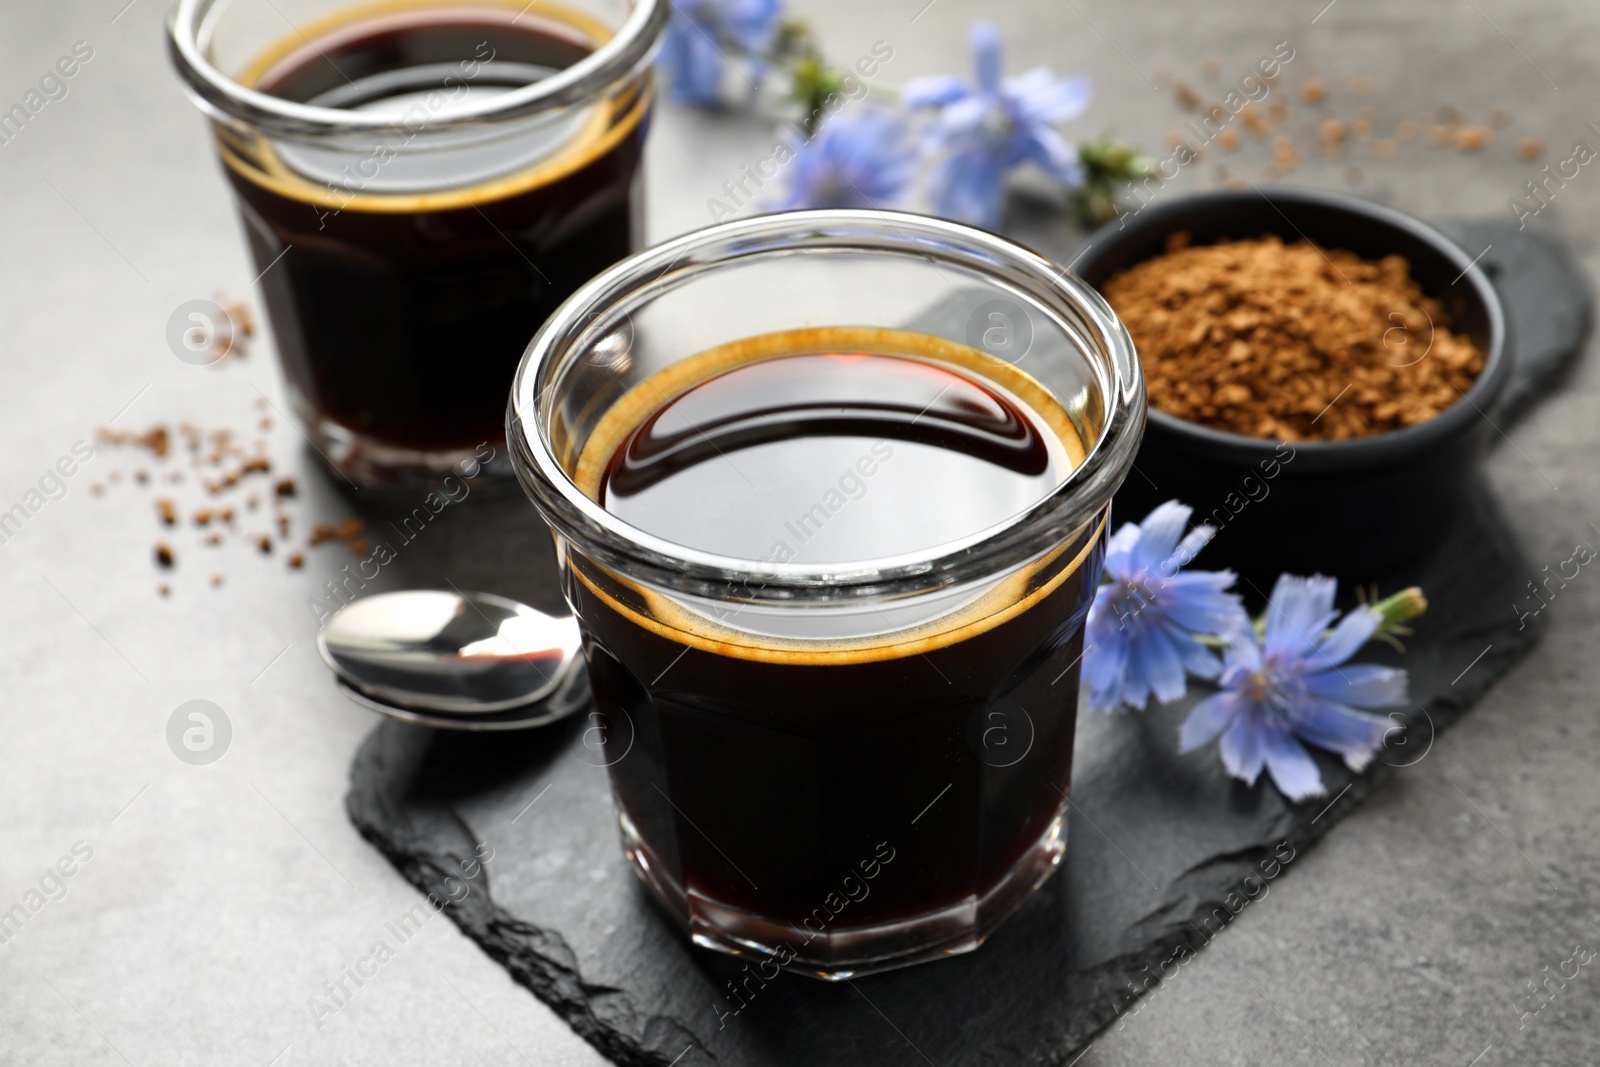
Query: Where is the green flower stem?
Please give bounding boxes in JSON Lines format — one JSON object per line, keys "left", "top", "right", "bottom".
{"left": 1368, "top": 585, "right": 1428, "bottom": 651}
{"left": 1074, "top": 135, "right": 1154, "bottom": 227}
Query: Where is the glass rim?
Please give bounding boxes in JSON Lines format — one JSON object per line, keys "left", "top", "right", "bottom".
{"left": 166, "top": 0, "right": 669, "bottom": 136}
{"left": 508, "top": 209, "right": 1147, "bottom": 603}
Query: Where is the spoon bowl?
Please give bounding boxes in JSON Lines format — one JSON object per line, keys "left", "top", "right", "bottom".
{"left": 317, "top": 590, "right": 584, "bottom": 722}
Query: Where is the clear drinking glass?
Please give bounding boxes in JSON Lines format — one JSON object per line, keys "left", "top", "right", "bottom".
{"left": 508, "top": 210, "right": 1145, "bottom": 978}
{"left": 168, "top": 0, "right": 668, "bottom": 489}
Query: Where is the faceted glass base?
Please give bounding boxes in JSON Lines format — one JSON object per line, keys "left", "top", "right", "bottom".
{"left": 308, "top": 415, "right": 517, "bottom": 493}
{"left": 619, "top": 808, "right": 1067, "bottom": 980}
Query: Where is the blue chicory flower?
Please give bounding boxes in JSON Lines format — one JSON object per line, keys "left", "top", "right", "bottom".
{"left": 776, "top": 108, "right": 917, "bottom": 210}
{"left": 1084, "top": 501, "right": 1249, "bottom": 714}
{"left": 1179, "top": 574, "right": 1410, "bottom": 801}
{"left": 901, "top": 22, "right": 1092, "bottom": 228}
{"left": 657, "top": 0, "right": 784, "bottom": 105}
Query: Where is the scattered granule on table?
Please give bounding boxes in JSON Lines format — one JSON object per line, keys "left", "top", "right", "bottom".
{"left": 287, "top": 552, "right": 305, "bottom": 570}
{"left": 1490, "top": 107, "right": 1512, "bottom": 128}
{"left": 1319, "top": 119, "right": 1346, "bottom": 158}
{"left": 1217, "top": 127, "right": 1240, "bottom": 151}
{"left": 1172, "top": 81, "right": 1200, "bottom": 110}
{"left": 1299, "top": 78, "right": 1326, "bottom": 104}
{"left": 1271, "top": 135, "right": 1301, "bottom": 171}
{"left": 93, "top": 384, "right": 334, "bottom": 596}
{"left": 1200, "top": 56, "right": 1220, "bottom": 79}
{"left": 1099, "top": 234, "right": 1485, "bottom": 442}
{"left": 97, "top": 425, "right": 170, "bottom": 458}
{"left": 1518, "top": 137, "right": 1543, "bottom": 160}
{"left": 1456, "top": 126, "right": 1493, "bottom": 151}
{"left": 1240, "top": 103, "right": 1270, "bottom": 137}
{"left": 309, "top": 517, "right": 364, "bottom": 548}
{"left": 1374, "top": 138, "right": 1399, "bottom": 160}
{"left": 201, "top": 299, "right": 256, "bottom": 365}
{"left": 222, "top": 300, "right": 255, "bottom": 338}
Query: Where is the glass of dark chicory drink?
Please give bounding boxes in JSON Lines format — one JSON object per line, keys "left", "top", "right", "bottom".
{"left": 169, "top": 0, "right": 667, "bottom": 489}
{"left": 509, "top": 211, "right": 1146, "bottom": 978}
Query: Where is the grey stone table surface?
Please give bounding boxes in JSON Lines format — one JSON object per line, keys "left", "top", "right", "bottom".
{"left": 2, "top": 1, "right": 1598, "bottom": 1065}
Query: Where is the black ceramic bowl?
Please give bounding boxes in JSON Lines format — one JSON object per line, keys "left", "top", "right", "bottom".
{"left": 1073, "top": 188, "right": 1511, "bottom": 595}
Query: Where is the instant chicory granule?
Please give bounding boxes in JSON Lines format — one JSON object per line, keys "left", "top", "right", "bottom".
{"left": 1101, "top": 233, "right": 1484, "bottom": 441}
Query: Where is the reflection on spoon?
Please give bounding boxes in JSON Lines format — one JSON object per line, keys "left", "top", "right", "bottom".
{"left": 317, "top": 590, "right": 586, "bottom": 730}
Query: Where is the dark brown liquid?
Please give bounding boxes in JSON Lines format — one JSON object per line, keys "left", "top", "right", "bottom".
{"left": 224, "top": 5, "right": 648, "bottom": 451}
{"left": 601, "top": 352, "right": 1059, "bottom": 561}
{"left": 568, "top": 332, "right": 1104, "bottom": 945}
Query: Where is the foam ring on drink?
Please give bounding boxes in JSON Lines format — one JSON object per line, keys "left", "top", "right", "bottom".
{"left": 568, "top": 326, "right": 1102, "bottom": 662}
{"left": 222, "top": 2, "right": 648, "bottom": 210}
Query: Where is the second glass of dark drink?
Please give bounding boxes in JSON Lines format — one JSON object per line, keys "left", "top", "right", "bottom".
{"left": 510, "top": 211, "right": 1146, "bottom": 978}
{"left": 169, "top": 0, "right": 668, "bottom": 488}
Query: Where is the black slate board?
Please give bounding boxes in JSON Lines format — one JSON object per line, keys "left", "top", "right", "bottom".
{"left": 344, "top": 219, "right": 1590, "bottom": 1067}
{"left": 1435, "top": 219, "right": 1592, "bottom": 422}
